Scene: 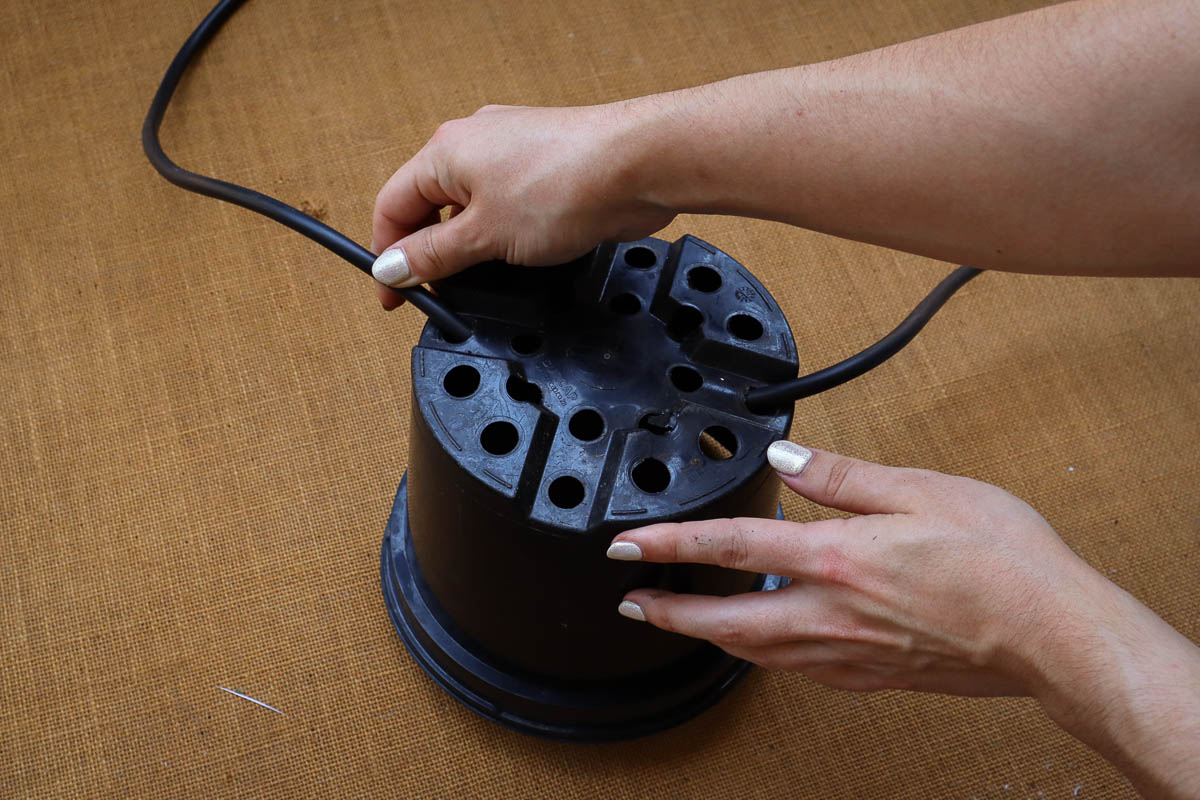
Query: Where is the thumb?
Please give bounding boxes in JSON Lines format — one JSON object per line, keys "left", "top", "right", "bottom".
{"left": 371, "top": 211, "right": 492, "bottom": 288}
{"left": 765, "top": 440, "right": 931, "bottom": 516}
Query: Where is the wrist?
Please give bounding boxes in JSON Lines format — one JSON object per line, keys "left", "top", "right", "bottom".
{"left": 1021, "top": 564, "right": 1200, "bottom": 797}
{"left": 616, "top": 71, "right": 794, "bottom": 218}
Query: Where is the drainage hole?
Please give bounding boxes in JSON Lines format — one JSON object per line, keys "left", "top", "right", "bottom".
{"left": 699, "top": 426, "right": 738, "bottom": 461}
{"left": 506, "top": 375, "right": 543, "bottom": 404}
{"left": 623, "top": 246, "right": 657, "bottom": 269}
{"left": 568, "top": 409, "right": 605, "bottom": 441}
{"left": 511, "top": 332, "right": 543, "bottom": 355}
{"left": 631, "top": 458, "right": 671, "bottom": 494}
{"left": 727, "top": 313, "right": 764, "bottom": 341}
{"left": 686, "top": 266, "right": 722, "bottom": 293}
{"left": 480, "top": 421, "right": 519, "bottom": 455}
{"left": 443, "top": 365, "right": 480, "bottom": 398}
{"left": 669, "top": 365, "right": 703, "bottom": 393}
{"left": 440, "top": 325, "right": 471, "bottom": 345}
{"left": 548, "top": 476, "right": 585, "bottom": 509}
{"left": 666, "top": 305, "right": 704, "bottom": 341}
{"left": 609, "top": 292, "right": 642, "bottom": 315}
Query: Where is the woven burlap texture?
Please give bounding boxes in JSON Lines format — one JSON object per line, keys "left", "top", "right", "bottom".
{"left": 2, "top": 0, "right": 1196, "bottom": 797}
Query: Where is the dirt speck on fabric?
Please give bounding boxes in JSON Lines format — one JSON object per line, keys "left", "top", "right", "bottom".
{"left": 298, "top": 197, "right": 328, "bottom": 221}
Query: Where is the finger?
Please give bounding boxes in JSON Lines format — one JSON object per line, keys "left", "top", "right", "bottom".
{"left": 608, "top": 516, "right": 860, "bottom": 578}
{"left": 724, "top": 640, "right": 844, "bottom": 671}
{"left": 618, "top": 588, "right": 814, "bottom": 648}
{"left": 372, "top": 209, "right": 494, "bottom": 287}
{"left": 371, "top": 156, "right": 457, "bottom": 254}
{"left": 728, "top": 640, "right": 908, "bottom": 673}
{"left": 371, "top": 198, "right": 438, "bottom": 308}
{"left": 375, "top": 281, "right": 405, "bottom": 311}
{"left": 766, "top": 441, "right": 935, "bottom": 515}
{"left": 473, "top": 103, "right": 526, "bottom": 114}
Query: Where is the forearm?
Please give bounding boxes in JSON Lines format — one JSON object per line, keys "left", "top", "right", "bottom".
{"left": 1031, "top": 567, "right": 1200, "bottom": 799}
{"left": 622, "top": 0, "right": 1200, "bottom": 276}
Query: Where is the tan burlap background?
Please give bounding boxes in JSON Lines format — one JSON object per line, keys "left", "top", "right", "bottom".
{"left": 2, "top": 0, "right": 1196, "bottom": 797}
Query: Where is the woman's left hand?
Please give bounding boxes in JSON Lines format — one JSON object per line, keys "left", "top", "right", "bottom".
{"left": 606, "top": 441, "right": 1103, "bottom": 698}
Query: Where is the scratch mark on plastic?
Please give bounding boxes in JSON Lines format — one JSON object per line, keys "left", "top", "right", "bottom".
{"left": 482, "top": 468, "right": 512, "bottom": 489}
{"left": 420, "top": 349, "right": 426, "bottom": 378}
{"left": 611, "top": 508, "right": 648, "bottom": 516}
{"left": 430, "top": 404, "right": 461, "bottom": 451}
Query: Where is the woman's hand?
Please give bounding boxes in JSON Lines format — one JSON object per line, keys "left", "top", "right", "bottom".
{"left": 607, "top": 441, "right": 1093, "bottom": 697}
{"left": 608, "top": 441, "right": 1200, "bottom": 799}
{"left": 369, "top": 102, "right": 675, "bottom": 309}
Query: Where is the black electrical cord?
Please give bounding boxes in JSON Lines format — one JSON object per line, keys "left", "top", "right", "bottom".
{"left": 141, "top": 0, "right": 472, "bottom": 343}
{"left": 145, "top": 0, "right": 979, "bottom": 409}
{"left": 744, "top": 266, "right": 983, "bottom": 412}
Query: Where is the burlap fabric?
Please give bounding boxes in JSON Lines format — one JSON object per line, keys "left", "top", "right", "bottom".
{"left": 2, "top": 0, "right": 1196, "bottom": 796}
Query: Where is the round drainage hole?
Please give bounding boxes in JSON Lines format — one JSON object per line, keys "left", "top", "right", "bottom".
{"left": 669, "top": 365, "right": 703, "bottom": 393}
{"left": 511, "top": 332, "right": 543, "bottom": 355}
{"left": 440, "top": 326, "right": 471, "bottom": 345}
{"left": 686, "top": 266, "right": 722, "bottom": 293}
{"left": 631, "top": 458, "right": 671, "bottom": 494}
{"left": 480, "top": 421, "right": 519, "bottom": 455}
{"left": 727, "top": 313, "right": 764, "bottom": 341}
{"left": 699, "top": 426, "right": 738, "bottom": 461}
{"left": 666, "top": 305, "right": 704, "bottom": 340}
{"left": 506, "top": 375, "right": 543, "bottom": 405}
{"left": 569, "top": 409, "right": 605, "bottom": 441}
{"left": 548, "top": 476, "right": 585, "bottom": 509}
{"left": 443, "top": 365, "right": 480, "bottom": 398}
{"left": 609, "top": 292, "right": 642, "bottom": 315}
{"left": 623, "top": 246, "right": 657, "bottom": 269}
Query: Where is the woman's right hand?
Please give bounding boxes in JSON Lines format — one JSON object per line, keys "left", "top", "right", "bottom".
{"left": 369, "top": 102, "right": 676, "bottom": 308}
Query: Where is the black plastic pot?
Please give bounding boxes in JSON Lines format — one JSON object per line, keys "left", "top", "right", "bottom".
{"left": 381, "top": 235, "right": 798, "bottom": 740}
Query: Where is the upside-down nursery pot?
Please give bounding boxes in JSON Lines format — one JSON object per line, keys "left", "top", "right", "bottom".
{"left": 381, "top": 235, "right": 798, "bottom": 740}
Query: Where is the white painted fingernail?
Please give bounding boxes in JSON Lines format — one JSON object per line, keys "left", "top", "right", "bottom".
{"left": 618, "top": 600, "right": 646, "bottom": 622}
{"left": 372, "top": 247, "right": 414, "bottom": 287}
{"left": 606, "top": 542, "right": 643, "bottom": 561}
{"left": 767, "top": 440, "right": 813, "bottom": 476}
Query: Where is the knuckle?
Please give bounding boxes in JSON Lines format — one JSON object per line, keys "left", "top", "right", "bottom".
{"left": 718, "top": 521, "right": 753, "bottom": 570}
{"left": 813, "top": 616, "right": 864, "bottom": 644}
{"left": 647, "top": 601, "right": 677, "bottom": 634}
{"left": 416, "top": 226, "right": 449, "bottom": 277}
{"left": 812, "top": 543, "right": 859, "bottom": 587}
{"left": 431, "top": 118, "right": 465, "bottom": 143}
{"left": 663, "top": 523, "right": 689, "bottom": 563}
{"left": 823, "top": 457, "right": 855, "bottom": 502}
{"left": 458, "top": 220, "right": 491, "bottom": 260}
{"left": 707, "top": 616, "right": 750, "bottom": 648}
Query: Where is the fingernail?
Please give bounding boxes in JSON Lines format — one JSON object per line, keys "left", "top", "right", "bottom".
{"left": 767, "top": 440, "right": 813, "bottom": 476}
{"left": 606, "top": 542, "right": 643, "bottom": 561}
{"left": 372, "top": 247, "right": 415, "bottom": 287}
{"left": 618, "top": 600, "right": 646, "bottom": 622}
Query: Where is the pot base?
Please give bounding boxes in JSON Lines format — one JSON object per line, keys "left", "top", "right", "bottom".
{"left": 381, "top": 474, "right": 786, "bottom": 741}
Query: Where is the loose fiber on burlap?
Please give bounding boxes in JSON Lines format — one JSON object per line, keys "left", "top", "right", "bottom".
{"left": 1, "top": 0, "right": 1196, "bottom": 797}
